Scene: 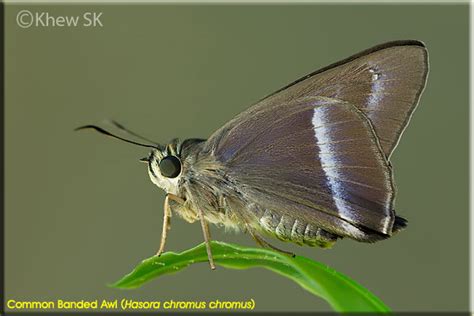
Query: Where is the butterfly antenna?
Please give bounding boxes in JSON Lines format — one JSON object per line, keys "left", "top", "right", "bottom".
{"left": 75, "top": 125, "right": 157, "bottom": 149}
{"left": 108, "top": 120, "right": 161, "bottom": 146}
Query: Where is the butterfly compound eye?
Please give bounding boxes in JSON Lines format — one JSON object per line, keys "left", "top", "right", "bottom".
{"left": 159, "top": 156, "right": 181, "bottom": 178}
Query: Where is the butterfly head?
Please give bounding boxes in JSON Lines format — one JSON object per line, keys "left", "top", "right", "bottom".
{"left": 144, "top": 142, "right": 183, "bottom": 195}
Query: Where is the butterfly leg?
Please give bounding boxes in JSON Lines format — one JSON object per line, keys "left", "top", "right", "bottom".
{"left": 156, "top": 193, "right": 185, "bottom": 256}
{"left": 248, "top": 228, "right": 295, "bottom": 257}
{"left": 197, "top": 208, "right": 216, "bottom": 270}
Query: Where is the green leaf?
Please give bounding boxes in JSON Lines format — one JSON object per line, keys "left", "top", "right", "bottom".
{"left": 111, "top": 241, "right": 390, "bottom": 313}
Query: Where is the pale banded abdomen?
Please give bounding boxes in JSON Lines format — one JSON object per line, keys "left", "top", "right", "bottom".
{"left": 256, "top": 208, "right": 339, "bottom": 248}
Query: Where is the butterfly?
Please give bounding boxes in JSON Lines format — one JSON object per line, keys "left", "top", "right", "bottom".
{"left": 78, "top": 40, "right": 428, "bottom": 269}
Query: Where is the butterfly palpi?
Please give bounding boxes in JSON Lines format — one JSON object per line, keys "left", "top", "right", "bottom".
{"left": 78, "top": 40, "right": 429, "bottom": 269}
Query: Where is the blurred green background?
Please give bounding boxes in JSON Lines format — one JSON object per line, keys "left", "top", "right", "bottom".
{"left": 5, "top": 4, "right": 469, "bottom": 312}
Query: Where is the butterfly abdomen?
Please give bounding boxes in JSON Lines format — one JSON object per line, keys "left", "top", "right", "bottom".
{"left": 257, "top": 209, "right": 338, "bottom": 248}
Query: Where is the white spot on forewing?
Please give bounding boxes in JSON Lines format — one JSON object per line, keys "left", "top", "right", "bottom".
{"left": 312, "top": 108, "right": 350, "bottom": 218}
{"left": 367, "top": 67, "right": 383, "bottom": 109}
{"left": 370, "top": 70, "right": 380, "bottom": 80}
